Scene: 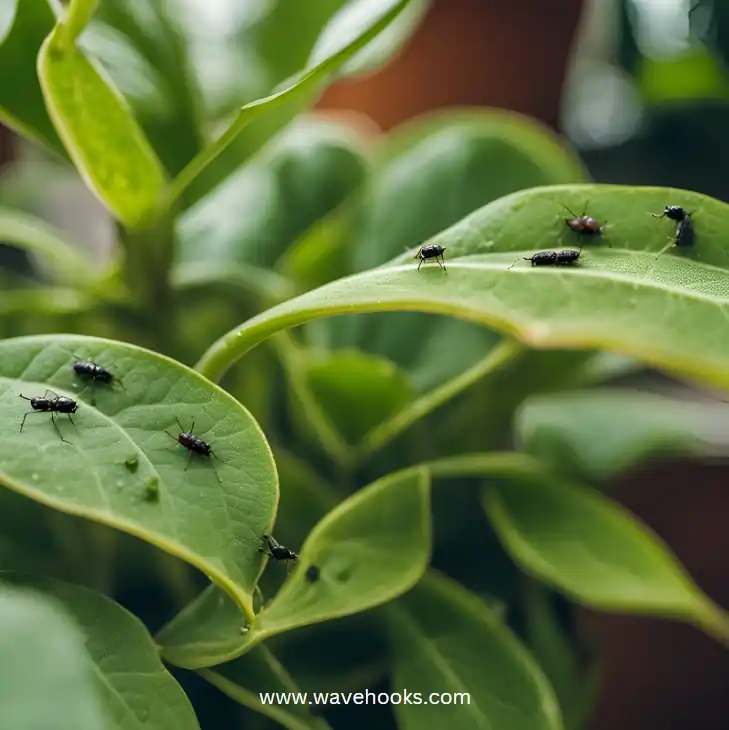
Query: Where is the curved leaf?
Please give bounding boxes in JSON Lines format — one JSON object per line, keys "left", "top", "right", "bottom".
{"left": 0, "top": 207, "right": 98, "bottom": 286}
{"left": 178, "top": 117, "right": 367, "bottom": 268}
{"left": 196, "top": 184, "right": 729, "bottom": 393}
{"left": 169, "top": 0, "right": 416, "bottom": 204}
{"left": 38, "top": 27, "right": 167, "bottom": 228}
{"left": 200, "top": 645, "right": 332, "bottom": 730}
{"left": 0, "top": 335, "right": 278, "bottom": 619}
{"left": 482, "top": 473, "right": 729, "bottom": 642}
{"left": 516, "top": 388, "right": 729, "bottom": 482}
{"left": 0, "top": 583, "right": 107, "bottom": 730}
{"left": 389, "top": 570, "right": 563, "bottom": 730}
{"left": 2, "top": 573, "right": 200, "bottom": 730}
{"left": 158, "top": 468, "right": 431, "bottom": 668}
{"left": 0, "top": 0, "right": 64, "bottom": 153}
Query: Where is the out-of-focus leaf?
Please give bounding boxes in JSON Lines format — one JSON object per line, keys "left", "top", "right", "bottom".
{"left": 389, "top": 570, "right": 563, "bottom": 730}
{"left": 0, "top": 0, "right": 64, "bottom": 153}
{"left": 178, "top": 117, "right": 367, "bottom": 268}
{"left": 0, "top": 582, "right": 108, "bottom": 730}
{"left": 516, "top": 389, "right": 729, "bottom": 482}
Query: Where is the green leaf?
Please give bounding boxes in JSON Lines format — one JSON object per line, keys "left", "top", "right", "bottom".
{"left": 302, "top": 349, "right": 413, "bottom": 445}
{"left": 89, "top": 0, "right": 204, "bottom": 175}
{"left": 158, "top": 467, "right": 431, "bottom": 668}
{"left": 516, "top": 388, "right": 729, "bottom": 483}
{"left": 0, "top": 206, "right": 98, "bottom": 286}
{"left": 196, "top": 184, "right": 729, "bottom": 393}
{"left": 0, "top": 334, "right": 278, "bottom": 620}
{"left": 38, "top": 27, "right": 167, "bottom": 228}
{"left": 389, "top": 570, "right": 563, "bottom": 730}
{"left": 482, "top": 472, "right": 729, "bottom": 643}
{"left": 200, "top": 645, "right": 332, "bottom": 730}
{"left": 0, "top": 583, "right": 107, "bottom": 730}
{"left": 169, "top": 0, "right": 416, "bottom": 204}
{"left": 178, "top": 117, "right": 367, "bottom": 268}
{"left": 0, "top": 0, "right": 64, "bottom": 154}
{"left": 2, "top": 573, "right": 200, "bottom": 730}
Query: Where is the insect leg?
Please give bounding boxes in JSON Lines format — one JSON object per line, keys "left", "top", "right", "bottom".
{"left": 417, "top": 257, "right": 423, "bottom": 271}
{"left": 51, "top": 412, "right": 71, "bottom": 444}
{"left": 19, "top": 411, "right": 42, "bottom": 433}
{"left": 66, "top": 413, "right": 76, "bottom": 428}
{"left": 184, "top": 450, "right": 193, "bottom": 472}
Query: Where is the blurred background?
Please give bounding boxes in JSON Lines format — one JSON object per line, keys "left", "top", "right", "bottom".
{"left": 3, "top": 0, "right": 729, "bottom": 727}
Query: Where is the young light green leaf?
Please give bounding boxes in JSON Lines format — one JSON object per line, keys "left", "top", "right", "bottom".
{"left": 38, "top": 28, "right": 167, "bottom": 228}
{"left": 200, "top": 645, "right": 332, "bottom": 730}
{"left": 158, "top": 468, "right": 431, "bottom": 668}
{"left": 0, "top": 335, "right": 278, "bottom": 619}
{"left": 389, "top": 570, "right": 563, "bottom": 730}
{"left": 483, "top": 473, "right": 729, "bottom": 644}
{"left": 169, "top": 0, "right": 414, "bottom": 204}
{"left": 0, "top": 0, "right": 64, "bottom": 153}
{"left": 2, "top": 573, "right": 200, "bottom": 730}
{"left": 196, "top": 185, "right": 729, "bottom": 393}
{"left": 0, "top": 206, "right": 98, "bottom": 286}
{"left": 516, "top": 388, "right": 729, "bottom": 482}
{"left": 0, "top": 583, "right": 108, "bottom": 730}
{"left": 55, "top": 0, "right": 99, "bottom": 48}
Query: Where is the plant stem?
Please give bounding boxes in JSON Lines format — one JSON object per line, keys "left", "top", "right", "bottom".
{"left": 350, "top": 339, "right": 524, "bottom": 465}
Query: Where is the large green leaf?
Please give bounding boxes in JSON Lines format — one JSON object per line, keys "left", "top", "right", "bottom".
{"left": 0, "top": 582, "right": 107, "bottom": 730}
{"left": 0, "top": 335, "right": 277, "bottom": 619}
{"left": 516, "top": 388, "right": 729, "bottom": 482}
{"left": 0, "top": 0, "right": 64, "bottom": 154}
{"left": 389, "top": 570, "right": 563, "bottom": 730}
{"left": 2, "top": 573, "right": 200, "bottom": 730}
{"left": 178, "top": 117, "right": 367, "bottom": 268}
{"left": 169, "top": 0, "right": 417, "bottom": 205}
{"left": 196, "top": 184, "right": 729, "bottom": 393}
{"left": 482, "top": 473, "right": 729, "bottom": 642}
{"left": 158, "top": 468, "right": 431, "bottom": 668}
{"left": 200, "top": 645, "right": 332, "bottom": 730}
{"left": 38, "top": 21, "right": 167, "bottom": 228}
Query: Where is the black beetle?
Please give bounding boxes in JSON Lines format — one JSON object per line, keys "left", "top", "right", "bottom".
{"left": 19, "top": 390, "right": 78, "bottom": 443}
{"left": 259, "top": 533, "right": 299, "bottom": 573}
{"left": 166, "top": 418, "right": 223, "bottom": 472}
{"left": 72, "top": 357, "right": 119, "bottom": 405}
{"left": 414, "top": 244, "right": 446, "bottom": 271}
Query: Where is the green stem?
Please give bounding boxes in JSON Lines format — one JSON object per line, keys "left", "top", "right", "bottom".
{"left": 350, "top": 340, "right": 524, "bottom": 465}
{"left": 692, "top": 600, "right": 729, "bottom": 649}
{"left": 55, "top": 0, "right": 99, "bottom": 50}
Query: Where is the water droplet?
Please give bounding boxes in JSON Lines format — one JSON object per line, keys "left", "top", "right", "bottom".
{"left": 30, "top": 473, "right": 39, "bottom": 481}
{"left": 124, "top": 455, "right": 139, "bottom": 472}
{"left": 115, "top": 480, "right": 124, "bottom": 489}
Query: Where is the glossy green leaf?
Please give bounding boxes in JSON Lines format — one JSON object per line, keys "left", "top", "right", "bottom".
{"left": 158, "top": 468, "right": 431, "bottom": 668}
{"left": 2, "top": 573, "right": 200, "bottom": 730}
{"left": 200, "top": 645, "right": 331, "bottom": 730}
{"left": 38, "top": 27, "right": 167, "bottom": 228}
{"left": 0, "top": 583, "right": 107, "bottom": 730}
{"left": 0, "top": 335, "right": 277, "bottom": 619}
{"left": 483, "top": 473, "right": 729, "bottom": 642}
{"left": 0, "top": 0, "right": 64, "bottom": 153}
{"left": 389, "top": 570, "right": 563, "bottom": 730}
{"left": 302, "top": 349, "right": 413, "bottom": 445}
{"left": 516, "top": 388, "right": 729, "bottom": 482}
{"left": 178, "top": 117, "right": 367, "bottom": 268}
{"left": 169, "top": 0, "right": 415, "bottom": 204}
{"left": 0, "top": 206, "right": 98, "bottom": 286}
{"left": 197, "top": 184, "right": 729, "bottom": 394}
{"left": 89, "top": 0, "right": 203, "bottom": 176}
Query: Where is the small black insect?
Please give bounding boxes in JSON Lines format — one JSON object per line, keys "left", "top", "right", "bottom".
{"left": 305, "top": 564, "right": 321, "bottom": 583}
{"left": 259, "top": 533, "right": 299, "bottom": 573}
{"left": 166, "top": 418, "right": 223, "bottom": 472}
{"left": 651, "top": 205, "right": 689, "bottom": 223}
{"left": 19, "top": 390, "right": 78, "bottom": 443}
{"left": 414, "top": 243, "right": 446, "bottom": 271}
{"left": 72, "top": 357, "right": 119, "bottom": 405}
{"left": 510, "top": 249, "right": 582, "bottom": 269}
{"left": 563, "top": 205, "right": 605, "bottom": 236}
